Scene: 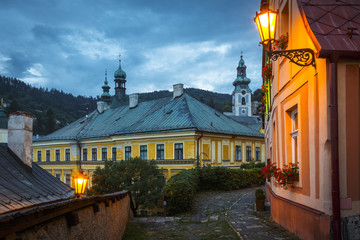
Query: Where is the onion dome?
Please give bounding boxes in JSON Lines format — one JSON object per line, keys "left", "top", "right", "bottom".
{"left": 114, "top": 59, "right": 126, "bottom": 79}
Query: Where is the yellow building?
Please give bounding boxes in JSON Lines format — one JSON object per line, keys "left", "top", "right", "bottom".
{"left": 33, "top": 60, "right": 265, "bottom": 185}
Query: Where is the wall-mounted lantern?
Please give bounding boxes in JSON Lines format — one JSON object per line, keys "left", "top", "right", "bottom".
{"left": 73, "top": 170, "right": 89, "bottom": 198}
{"left": 254, "top": 9, "right": 315, "bottom": 68}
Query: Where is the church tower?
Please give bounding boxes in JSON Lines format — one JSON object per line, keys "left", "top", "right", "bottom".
{"left": 101, "top": 70, "right": 111, "bottom": 104}
{"left": 114, "top": 56, "right": 127, "bottom": 100}
{"left": 232, "top": 54, "right": 252, "bottom": 116}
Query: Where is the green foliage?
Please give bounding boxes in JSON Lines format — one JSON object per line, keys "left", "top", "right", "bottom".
{"left": 92, "top": 157, "right": 165, "bottom": 211}
{"left": 222, "top": 101, "right": 232, "bottom": 112}
{"left": 252, "top": 89, "right": 263, "bottom": 102}
{"left": 255, "top": 189, "right": 265, "bottom": 200}
{"left": 240, "top": 162, "right": 265, "bottom": 169}
{"left": 164, "top": 166, "right": 265, "bottom": 215}
{"left": 163, "top": 169, "right": 198, "bottom": 216}
{"left": 45, "top": 108, "right": 55, "bottom": 134}
{"left": 0, "top": 75, "right": 96, "bottom": 135}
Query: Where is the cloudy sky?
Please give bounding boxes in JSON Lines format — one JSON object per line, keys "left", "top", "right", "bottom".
{"left": 0, "top": 0, "right": 262, "bottom": 98}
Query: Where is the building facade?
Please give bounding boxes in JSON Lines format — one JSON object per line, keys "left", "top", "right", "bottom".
{"left": 259, "top": 0, "right": 360, "bottom": 239}
{"left": 33, "top": 61, "right": 265, "bottom": 185}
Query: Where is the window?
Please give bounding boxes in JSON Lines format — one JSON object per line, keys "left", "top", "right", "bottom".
{"left": 140, "top": 145, "right": 147, "bottom": 160}
{"left": 125, "top": 146, "right": 131, "bottom": 160}
{"left": 92, "top": 148, "right": 97, "bottom": 161}
{"left": 102, "top": 148, "right": 107, "bottom": 161}
{"left": 112, "top": 147, "right": 117, "bottom": 161}
{"left": 246, "top": 146, "right": 252, "bottom": 161}
{"left": 157, "top": 144, "right": 164, "bottom": 160}
{"left": 83, "top": 148, "right": 88, "bottom": 161}
{"left": 55, "top": 149, "right": 60, "bottom": 161}
{"left": 290, "top": 109, "right": 298, "bottom": 164}
{"left": 37, "top": 151, "right": 42, "bottom": 162}
{"left": 256, "top": 147, "right": 261, "bottom": 161}
{"left": 46, "top": 150, "right": 50, "bottom": 162}
{"left": 65, "top": 173, "right": 71, "bottom": 186}
{"left": 55, "top": 173, "right": 61, "bottom": 180}
{"left": 174, "top": 143, "right": 183, "bottom": 160}
{"left": 281, "top": 1, "right": 289, "bottom": 36}
{"left": 242, "top": 97, "right": 246, "bottom": 105}
{"left": 65, "top": 149, "right": 70, "bottom": 161}
{"left": 235, "top": 145, "right": 242, "bottom": 161}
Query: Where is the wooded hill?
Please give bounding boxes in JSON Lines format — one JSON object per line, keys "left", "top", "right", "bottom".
{"left": 0, "top": 75, "right": 261, "bottom": 135}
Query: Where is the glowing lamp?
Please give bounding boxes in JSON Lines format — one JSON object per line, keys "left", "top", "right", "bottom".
{"left": 254, "top": 10, "right": 278, "bottom": 45}
{"left": 254, "top": 9, "right": 315, "bottom": 68}
{"left": 73, "top": 171, "right": 89, "bottom": 197}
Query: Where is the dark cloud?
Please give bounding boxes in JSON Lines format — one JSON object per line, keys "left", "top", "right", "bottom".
{"left": 0, "top": 0, "right": 263, "bottom": 97}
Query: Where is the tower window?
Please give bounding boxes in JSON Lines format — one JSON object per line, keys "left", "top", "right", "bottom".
{"left": 242, "top": 97, "right": 246, "bottom": 105}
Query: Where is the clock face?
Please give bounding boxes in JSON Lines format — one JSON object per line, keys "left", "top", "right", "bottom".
{"left": 241, "top": 90, "right": 246, "bottom": 95}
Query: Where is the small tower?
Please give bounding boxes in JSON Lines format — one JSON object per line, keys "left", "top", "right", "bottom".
{"left": 101, "top": 70, "right": 111, "bottom": 104}
{"left": 114, "top": 56, "right": 127, "bottom": 100}
{"left": 232, "top": 54, "right": 252, "bottom": 116}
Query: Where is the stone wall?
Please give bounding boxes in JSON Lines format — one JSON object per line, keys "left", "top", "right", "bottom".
{"left": 2, "top": 193, "right": 132, "bottom": 240}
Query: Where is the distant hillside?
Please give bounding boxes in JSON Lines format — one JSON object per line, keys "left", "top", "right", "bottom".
{"left": 0, "top": 76, "right": 261, "bottom": 135}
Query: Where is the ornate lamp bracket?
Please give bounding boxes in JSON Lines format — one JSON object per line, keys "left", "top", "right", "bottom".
{"left": 267, "top": 48, "right": 316, "bottom": 68}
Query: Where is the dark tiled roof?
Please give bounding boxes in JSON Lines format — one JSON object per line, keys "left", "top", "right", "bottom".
{"left": 0, "top": 144, "right": 73, "bottom": 214}
{"left": 299, "top": 0, "right": 360, "bottom": 57}
{"left": 228, "top": 116, "right": 263, "bottom": 131}
{"left": 35, "top": 94, "right": 264, "bottom": 142}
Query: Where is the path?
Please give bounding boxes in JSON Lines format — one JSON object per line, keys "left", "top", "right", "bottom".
{"left": 126, "top": 188, "right": 299, "bottom": 240}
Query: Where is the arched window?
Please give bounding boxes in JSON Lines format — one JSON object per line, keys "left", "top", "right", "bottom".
{"left": 242, "top": 97, "right": 246, "bottom": 105}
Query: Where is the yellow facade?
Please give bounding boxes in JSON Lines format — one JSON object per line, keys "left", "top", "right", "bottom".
{"left": 33, "top": 130, "right": 265, "bottom": 185}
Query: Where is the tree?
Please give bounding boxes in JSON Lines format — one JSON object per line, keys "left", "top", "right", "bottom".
{"left": 92, "top": 157, "right": 165, "bottom": 212}
{"left": 6, "top": 99, "right": 21, "bottom": 113}
{"left": 45, "top": 108, "right": 55, "bottom": 134}
{"left": 222, "top": 101, "right": 232, "bottom": 112}
{"left": 252, "top": 89, "right": 263, "bottom": 102}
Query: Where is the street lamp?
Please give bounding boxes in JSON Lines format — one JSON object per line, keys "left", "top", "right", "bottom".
{"left": 73, "top": 170, "right": 89, "bottom": 198}
{"left": 254, "top": 9, "right": 315, "bottom": 68}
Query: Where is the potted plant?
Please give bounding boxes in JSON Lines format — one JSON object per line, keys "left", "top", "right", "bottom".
{"left": 255, "top": 189, "right": 266, "bottom": 211}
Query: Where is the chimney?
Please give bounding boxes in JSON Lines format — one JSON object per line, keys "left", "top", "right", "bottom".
{"left": 97, "top": 101, "right": 105, "bottom": 114}
{"left": 8, "top": 112, "right": 34, "bottom": 168}
{"left": 173, "top": 83, "right": 184, "bottom": 98}
{"left": 129, "top": 93, "right": 139, "bottom": 109}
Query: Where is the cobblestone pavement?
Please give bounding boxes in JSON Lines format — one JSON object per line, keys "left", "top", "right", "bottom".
{"left": 128, "top": 188, "right": 299, "bottom": 240}
{"left": 227, "top": 189, "right": 300, "bottom": 240}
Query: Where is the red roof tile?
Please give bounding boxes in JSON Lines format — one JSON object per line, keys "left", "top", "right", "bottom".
{"left": 298, "top": 0, "right": 360, "bottom": 57}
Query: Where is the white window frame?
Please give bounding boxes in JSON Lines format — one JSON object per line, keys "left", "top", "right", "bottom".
{"left": 289, "top": 109, "right": 298, "bottom": 164}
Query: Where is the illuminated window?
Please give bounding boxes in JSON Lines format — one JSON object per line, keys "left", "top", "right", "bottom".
{"left": 235, "top": 146, "right": 242, "bottom": 161}
{"left": 157, "top": 144, "right": 164, "bottom": 160}
{"left": 290, "top": 109, "right": 298, "bottom": 164}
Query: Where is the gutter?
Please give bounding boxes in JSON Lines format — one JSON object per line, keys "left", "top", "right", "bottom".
{"left": 329, "top": 55, "right": 341, "bottom": 240}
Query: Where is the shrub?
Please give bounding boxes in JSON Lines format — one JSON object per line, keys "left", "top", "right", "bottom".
{"left": 164, "top": 169, "right": 198, "bottom": 215}
{"left": 255, "top": 189, "right": 265, "bottom": 200}
{"left": 164, "top": 166, "right": 265, "bottom": 215}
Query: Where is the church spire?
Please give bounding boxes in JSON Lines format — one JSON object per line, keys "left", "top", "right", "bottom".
{"left": 101, "top": 69, "right": 111, "bottom": 103}
{"left": 114, "top": 55, "right": 127, "bottom": 100}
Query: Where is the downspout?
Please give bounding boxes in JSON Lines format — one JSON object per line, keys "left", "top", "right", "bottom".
{"left": 196, "top": 132, "right": 203, "bottom": 167}
{"left": 329, "top": 55, "right": 341, "bottom": 240}
{"left": 76, "top": 139, "right": 82, "bottom": 173}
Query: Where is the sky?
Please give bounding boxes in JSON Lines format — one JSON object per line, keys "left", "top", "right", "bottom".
{"left": 0, "top": 0, "right": 263, "bottom": 98}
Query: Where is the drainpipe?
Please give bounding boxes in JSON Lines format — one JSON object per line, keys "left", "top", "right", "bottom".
{"left": 196, "top": 132, "right": 203, "bottom": 167}
{"left": 329, "top": 55, "right": 341, "bottom": 240}
{"left": 76, "top": 139, "right": 82, "bottom": 173}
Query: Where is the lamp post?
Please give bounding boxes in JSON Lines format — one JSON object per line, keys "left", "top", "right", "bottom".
{"left": 254, "top": 9, "right": 315, "bottom": 68}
